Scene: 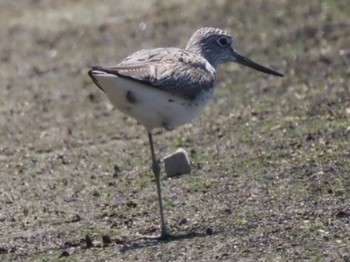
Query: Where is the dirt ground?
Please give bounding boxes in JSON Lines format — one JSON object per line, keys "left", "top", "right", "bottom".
{"left": 0, "top": 0, "right": 349, "bottom": 261}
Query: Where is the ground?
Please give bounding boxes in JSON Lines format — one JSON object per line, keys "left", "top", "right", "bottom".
{"left": 0, "top": 0, "right": 349, "bottom": 261}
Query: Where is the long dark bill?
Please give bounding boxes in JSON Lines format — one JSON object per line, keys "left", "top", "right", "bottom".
{"left": 233, "top": 51, "right": 283, "bottom": 77}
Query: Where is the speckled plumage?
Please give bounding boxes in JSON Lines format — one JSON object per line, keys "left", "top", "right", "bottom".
{"left": 89, "top": 27, "right": 282, "bottom": 128}
{"left": 88, "top": 27, "right": 247, "bottom": 130}
{"left": 92, "top": 47, "right": 216, "bottom": 101}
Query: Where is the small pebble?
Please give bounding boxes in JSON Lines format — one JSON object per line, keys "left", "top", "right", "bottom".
{"left": 0, "top": 247, "right": 8, "bottom": 254}
{"left": 102, "top": 235, "right": 112, "bottom": 246}
{"left": 206, "top": 227, "right": 213, "bottom": 235}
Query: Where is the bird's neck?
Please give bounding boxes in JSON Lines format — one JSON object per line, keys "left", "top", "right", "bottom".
{"left": 186, "top": 45, "right": 219, "bottom": 69}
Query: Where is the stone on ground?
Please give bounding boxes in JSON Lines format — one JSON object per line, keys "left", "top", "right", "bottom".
{"left": 163, "top": 148, "right": 191, "bottom": 177}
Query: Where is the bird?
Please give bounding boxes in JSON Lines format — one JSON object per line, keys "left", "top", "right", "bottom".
{"left": 88, "top": 27, "right": 283, "bottom": 240}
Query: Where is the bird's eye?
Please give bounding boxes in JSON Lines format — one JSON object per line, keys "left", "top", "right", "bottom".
{"left": 218, "top": 37, "right": 229, "bottom": 47}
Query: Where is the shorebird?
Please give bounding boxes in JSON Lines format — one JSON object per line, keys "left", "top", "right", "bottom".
{"left": 88, "top": 27, "right": 283, "bottom": 240}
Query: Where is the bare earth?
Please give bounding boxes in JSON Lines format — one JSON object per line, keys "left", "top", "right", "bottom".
{"left": 0, "top": 0, "right": 349, "bottom": 261}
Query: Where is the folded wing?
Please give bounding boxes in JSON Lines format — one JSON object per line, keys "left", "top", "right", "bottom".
{"left": 89, "top": 48, "right": 216, "bottom": 101}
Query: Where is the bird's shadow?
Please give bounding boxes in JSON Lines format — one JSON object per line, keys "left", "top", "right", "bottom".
{"left": 120, "top": 230, "right": 213, "bottom": 252}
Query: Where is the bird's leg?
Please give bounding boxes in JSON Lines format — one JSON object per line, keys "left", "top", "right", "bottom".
{"left": 146, "top": 131, "right": 170, "bottom": 240}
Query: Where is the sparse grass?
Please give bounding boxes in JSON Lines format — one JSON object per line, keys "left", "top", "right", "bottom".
{"left": 0, "top": 0, "right": 349, "bottom": 261}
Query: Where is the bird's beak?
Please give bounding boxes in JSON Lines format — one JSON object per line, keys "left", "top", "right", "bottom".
{"left": 232, "top": 49, "right": 283, "bottom": 77}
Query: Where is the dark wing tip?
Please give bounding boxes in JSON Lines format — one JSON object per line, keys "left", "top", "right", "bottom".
{"left": 88, "top": 65, "right": 155, "bottom": 89}
{"left": 91, "top": 66, "right": 104, "bottom": 71}
{"left": 89, "top": 66, "right": 120, "bottom": 76}
{"left": 88, "top": 66, "right": 105, "bottom": 93}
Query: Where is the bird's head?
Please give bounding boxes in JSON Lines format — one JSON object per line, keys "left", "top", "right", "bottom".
{"left": 186, "top": 27, "right": 283, "bottom": 77}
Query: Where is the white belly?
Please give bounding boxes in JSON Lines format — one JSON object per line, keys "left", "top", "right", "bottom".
{"left": 93, "top": 73, "right": 213, "bottom": 130}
